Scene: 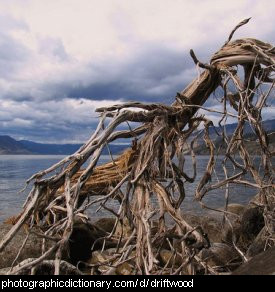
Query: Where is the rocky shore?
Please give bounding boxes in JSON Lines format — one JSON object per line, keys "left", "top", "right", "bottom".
{"left": 0, "top": 196, "right": 274, "bottom": 275}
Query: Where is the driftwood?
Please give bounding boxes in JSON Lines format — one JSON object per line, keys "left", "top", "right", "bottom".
{"left": 1, "top": 19, "right": 274, "bottom": 275}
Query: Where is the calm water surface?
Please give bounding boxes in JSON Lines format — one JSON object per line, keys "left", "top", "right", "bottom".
{"left": 0, "top": 155, "right": 262, "bottom": 222}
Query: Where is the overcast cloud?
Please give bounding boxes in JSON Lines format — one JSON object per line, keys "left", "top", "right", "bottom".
{"left": 0, "top": 0, "right": 274, "bottom": 142}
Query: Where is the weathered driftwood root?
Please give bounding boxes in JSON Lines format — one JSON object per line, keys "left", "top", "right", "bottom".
{"left": 1, "top": 19, "right": 274, "bottom": 275}
{"left": 3, "top": 258, "right": 83, "bottom": 275}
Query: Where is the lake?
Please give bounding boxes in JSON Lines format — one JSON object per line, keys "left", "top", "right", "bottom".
{"left": 0, "top": 155, "right": 261, "bottom": 222}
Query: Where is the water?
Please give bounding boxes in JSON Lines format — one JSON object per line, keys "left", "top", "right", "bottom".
{"left": 0, "top": 155, "right": 262, "bottom": 222}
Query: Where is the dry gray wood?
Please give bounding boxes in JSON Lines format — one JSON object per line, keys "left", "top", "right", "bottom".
{"left": 1, "top": 19, "right": 274, "bottom": 275}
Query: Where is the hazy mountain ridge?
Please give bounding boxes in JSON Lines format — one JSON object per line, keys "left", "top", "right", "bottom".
{"left": 19, "top": 140, "right": 83, "bottom": 155}
{"left": 0, "top": 136, "right": 31, "bottom": 154}
{"left": 193, "top": 119, "right": 275, "bottom": 154}
{"left": 19, "top": 140, "right": 129, "bottom": 155}
{"left": 0, "top": 119, "right": 274, "bottom": 155}
{"left": 0, "top": 136, "right": 129, "bottom": 155}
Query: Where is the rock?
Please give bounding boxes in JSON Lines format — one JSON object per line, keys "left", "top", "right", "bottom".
{"left": 232, "top": 246, "right": 275, "bottom": 275}
{"left": 217, "top": 204, "right": 243, "bottom": 224}
{"left": 249, "top": 193, "right": 275, "bottom": 211}
{"left": 226, "top": 203, "right": 245, "bottom": 216}
{"left": 114, "top": 218, "right": 132, "bottom": 238}
{"left": 93, "top": 217, "right": 116, "bottom": 233}
{"left": 68, "top": 221, "right": 109, "bottom": 265}
{"left": 159, "top": 249, "right": 183, "bottom": 268}
{"left": 0, "top": 224, "right": 53, "bottom": 269}
{"left": 88, "top": 249, "right": 115, "bottom": 274}
{"left": 0, "top": 220, "right": 114, "bottom": 270}
{"left": 202, "top": 219, "right": 223, "bottom": 243}
{"left": 222, "top": 206, "right": 264, "bottom": 251}
{"left": 199, "top": 243, "right": 241, "bottom": 270}
{"left": 116, "top": 262, "right": 133, "bottom": 275}
{"left": 88, "top": 248, "right": 134, "bottom": 275}
{"left": 246, "top": 227, "right": 271, "bottom": 258}
{"left": 182, "top": 213, "right": 222, "bottom": 243}
{"left": 94, "top": 217, "right": 133, "bottom": 238}
{"left": 218, "top": 203, "right": 245, "bottom": 221}
{"left": 240, "top": 206, "right": 264, "bottom": 239}
{"left": 249, "top": 193, "right": 263, "bottom": 206}
{"left": 89, "top": 249, "right": 112, "bottom": 264}
{"left": 222, "top": 222, "right": 241, "bottom": 245}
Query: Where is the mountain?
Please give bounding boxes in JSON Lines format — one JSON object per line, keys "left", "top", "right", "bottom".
{"left": 207, "top": 119, "right": 275, "bottom": 138}
{"left": 0, "top": 136, "right": 130, "bottom": 155}
{"left": 193, "top": 119, "right": 275, "bottom": 155}
{"left": 0, "top": 136, "right": 31, "bottom": 154}
{"left": 19, "top": 140, "right": 83, "bottom": 155}
{"left": 194, "top": 132, "right": 275, "bottom": 155}
{"left": 19, "top": 140, "right": 129, "bottom": 155}
{"left": 1, "top": 119, "right": 274, "bottom": 155}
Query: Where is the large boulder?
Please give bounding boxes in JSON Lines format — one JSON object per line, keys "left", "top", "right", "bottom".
{"left": 240, "top": 206, "right": 264, "bottom": 239}
{"left": 217, "top": 204, "right": 245, "bottom": 225}
{"left": 0, "top": 220, "right": 110, "bottom": 269}
{"left": 246, "top": 227, "right": 273, "bottom": 258}
{"left": 94, "top": 217, "right": 133, "bottom": 238}
{"left": 93, "top": 217, "right": 116, "bottom": 233}
{"left": 226, "top": 203, "right": 245, "bottom": 216}
{"left": 88, "top": 249, "right": 115, "bottom": 274}
{"left": 88, "top": 248, "right": 135, "bottom": 275}
{"left": 222, "top": 206, "right": 264, "bottom": 251}
{"left": 182, "top": 213, "right": 222, "bottom": 243}
{"left": 159, "top": 249, "right": 183, "bottom": 268}
{"left": 0, "top": 224, "right": 53, "bottom": 269}
{"left": 115, "top": 262, "right": 133, "bottom": 275}
{"left": 199, "top": 243, "right": 241, "bottom": 271}
{"left": 113, "top": 218, "right": 133, "bottom": 238}
{"left": 232, "top": 246, "right": 275, "bottom": 275}
{"left": 68, "top": 220, "right": 116, "bottom": 265}
{"left": 248, "top": 193, "right": 264, "bottom": 207}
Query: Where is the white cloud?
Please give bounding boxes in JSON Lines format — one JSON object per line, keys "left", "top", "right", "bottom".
{"left": 2, "top": 0, "right": 275, "bottom": 60}
{"left": 0, "top": 0, "right": 274, "bottom": 142}
{"left": 0, "top": 98, "right": 124, "bottom": 142}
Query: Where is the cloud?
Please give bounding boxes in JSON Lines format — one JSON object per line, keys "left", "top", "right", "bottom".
{"left": 0, "top": 18, "right": 30, "bottom": 79}
{"left": 0, "top": 0, "right": 274, "bottom": 142}
{"left": 38, "top": 37, "right": 69, "bottom": 62}
{"left": 0, "top": 98, "right": 125, "bottom": 143}
{"left": 1, "top": 39, "right": 197, "bottom": 103}
{"left": 56, "top": 44, "right": 196, "bottom": 103}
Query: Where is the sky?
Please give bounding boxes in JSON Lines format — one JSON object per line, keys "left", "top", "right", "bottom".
{"left": 0, "top": 0, "right": 274, "bottom": 143}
